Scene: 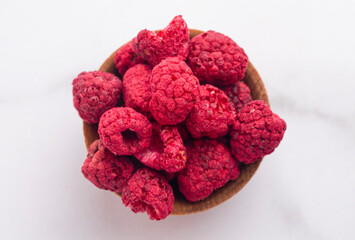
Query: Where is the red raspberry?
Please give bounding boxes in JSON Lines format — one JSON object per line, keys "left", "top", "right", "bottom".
{"left": 98, "top": 107, "right": 152, "bottom": 155}
{"left": 149, "top": 57, "right": 200, "bottom": 125}
{"left": 186, "top": 84, "right": 236, "bottom": 139}
{"left": 123, "top": 64, "right": 152, "bottom": 118}
{"left": 122, "top": 168, "right": 174, "bottom": 220}
{"left": 72, "top": 71, "right": 122, "bottom": 123}
{"left": 135, "top": 122, "right": 187, "bottom": 173}
{"left": 187, "top": 31, "right": 248, "bottom": 86}
{"left": 230, "top": 100, "right": 287, "bottom": 164}
{"left": 114, "top": 41, "right": 146, "bottom": 76}
{"left": 178, "top": 139, "right": 240, "bottom": 202}
{"left": 81, "top": 139, "right": 134, "bottom": 193}
{"left": 132, "top": 15, "right": 189, "bottom": 66}
{"left": 221, "top": 81, "right": 253, "bottom": 112}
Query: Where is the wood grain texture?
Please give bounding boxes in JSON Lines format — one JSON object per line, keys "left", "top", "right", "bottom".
{"left": 83, "top": 29, "right": 269, "bottom": 215}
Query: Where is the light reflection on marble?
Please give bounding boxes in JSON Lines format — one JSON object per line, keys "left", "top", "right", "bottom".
{"left": 0, "top": 0, "right": 354, "bottom": 240}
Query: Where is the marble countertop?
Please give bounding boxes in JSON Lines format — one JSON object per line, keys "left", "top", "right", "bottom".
{"left": 1, "top": 0, "right": 354, "bottom": 239}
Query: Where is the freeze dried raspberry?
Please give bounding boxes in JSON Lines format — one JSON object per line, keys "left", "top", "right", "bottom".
{"left": 98, "top": 107, "right": 152, "bottom": 155}
{"left": 123, "top": 64, "right": 152, "bottom": 118}
{"left": 72, "top": 71, "right": 122, "bottom": 123}
{"left": 114, "top": 41, "right": 146, "bottom": 76}
{"left": 81, "top": 139, "right": 134, "bottom": 193}
{"left": 230, "top": 100, "right": 287, "bottom": 164}
{"left": 149, "top": 57, "right": 200, "bottom": 125}
{"left": 186, "top": 84, "right": 236, "bottom": 139}
{"left": 135, "top": 122, "right": 187, "bottom": 173}
{"left": 187, "top": 31, "right": 248, "bottom": 86}
{"left": 132, "top": 15, "right": 189, "bottom": 66}
{"left": 158, "top": 125, "right": 187, "bottom": 172}
{"left": 222, "top": 81, "right": 252, "bottom": 112}
{"left": 178, "top": 139, "right": 240, "bottom": 202}
{"left": 122, "top": 168, "right": 174, "bottom": 220}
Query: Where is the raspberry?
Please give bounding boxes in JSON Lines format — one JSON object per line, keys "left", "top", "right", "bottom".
{"left": 123, "top": 64, "right": 152, "bottom": 118}
{"left": 134, "top": 122, "right": 187, "bottom": 173}
{"left": 187, "top": 31, "right": 248, "bottom": 86}
{"left": 81, "top": 139, "right": 134, "bottom": 193}
{"left": 98, "top": 107, "right": 152, "bottom": 155}
{"left": 122, "top": 168, "right": 174, "bottom": 220}
{"left": 178, "top": 139, "right": 240, "bottom": 202}
{"left": 114, "top": 41, "right": 146, "bottom": 76}
{"left": 149, "top": 57, "right": 200, "bottom": 125}
{"left": 222, "top": 81, "right": 253, "bottom": 112}
{"left": 230, "top": 100, "right": 287, "bottom": 164}
{"left": 72, "top": 71, "right": 122, "bottom": 123}
{"left": 132, "top": 15, "right": 189, "bottom": 66}
{"left": 186, "top": 84, "right": 236, "bottom": 139}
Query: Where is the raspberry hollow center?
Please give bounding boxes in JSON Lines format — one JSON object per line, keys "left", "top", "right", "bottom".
{"left": 122, "top": 129, "right": 138, "bottom": 143}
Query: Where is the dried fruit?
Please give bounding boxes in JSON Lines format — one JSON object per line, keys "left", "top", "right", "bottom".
{"left": 72, "top": 71, "right": 122, "bottom": 123}
{"left": 132, "top": 15, "right": 189, "bottom": 66}
{"left": 81, "top": 139, "right": 134, "bottom": 193}
{"left": 123, "top": 64, "right": 152, "bottom": 118}
{"left": 186, "top": 84, "right": 236, "bottom": 139}
{"left": 187, "top": 31, "right": 248, "bottom": 86}
{"left": 149, "top": 57, "right": 200, "bottom": 125}
{"left": 114, "top": 41, "right": 146, "bottom": 76}
{"left": 178, "top": 139, "right": 240, "bottom": 202}
{"left": 230, "top": 100, "right": 287, "bottom": 164}
{"left": 122, "top": 168, "right": 174, "bottom": 220}
{"left": 98, "top": 107, "right": 152, "bottom": 155}
{"left": 135, "top": 122, "right": 187, "bottom": 173}
{"left": 222, "top": 81, "right": 252, "bottom": 112}
{"left": 74, "top": 18, "right": 289, "bottom": 217}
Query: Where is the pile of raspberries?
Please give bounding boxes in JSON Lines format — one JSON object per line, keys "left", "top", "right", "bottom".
{"left": 72, "top": 15, "right": 287, "bottom": 220}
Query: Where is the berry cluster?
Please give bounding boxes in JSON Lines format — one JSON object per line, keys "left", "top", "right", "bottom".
{"left": 72, "top": 15, "right": 287, "bottom": 220}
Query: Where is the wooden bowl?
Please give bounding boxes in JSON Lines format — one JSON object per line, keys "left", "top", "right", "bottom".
{"left": 83, "top": 29, "right": 269, "bottom": 215}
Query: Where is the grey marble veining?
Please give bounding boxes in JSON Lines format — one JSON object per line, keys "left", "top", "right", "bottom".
{"left": 271, "top": 95, "right": 355, "bottom": 132}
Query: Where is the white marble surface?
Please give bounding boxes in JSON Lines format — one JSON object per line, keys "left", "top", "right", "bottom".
{"left": 1, "top": 0, "right": 354, "bottom": 239}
